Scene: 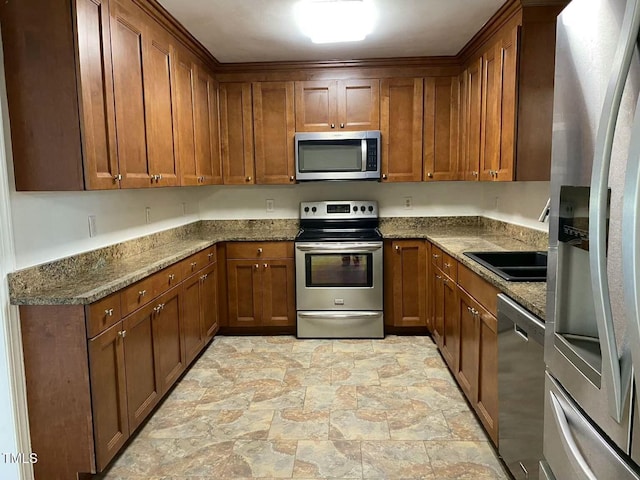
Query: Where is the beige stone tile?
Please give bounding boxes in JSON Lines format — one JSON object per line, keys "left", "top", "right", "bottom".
{"left": 208, "top": 409, "right": 275, "bottom": 441}
{"left": 269, "top": 409, "right": 329, "bottom": 440}
{"left": 425, "top": 440, "right": 509, "bottom": 479}
{"left": 178, "top": 366, "right": 237, "bottom": 388}
{"left": 405, "top": 384, "right": 469, "bottom": 412}
{"left": 332, "top": 339, "right": 374, "bottom": 353}
{"left": 250, "top": 336, "right": 296, "bottom": 352}
{"left": 332, "top": 366, "right": 380, "bottom": 386}
{"left": 361, "top": 440, "right": 434, "bottom": 479}
{"left": 378, "top": 364, "right": 431, "bottom": 386}
{"left": 283, "top": 367, "right": 332, "bottom": 386}
{"left": 311, "top": 351, "right": 355, "bottom": 368}
{"left": 303, "top": 385, "right": 358, "bottom": 411}
{"left": 293, "top": 440, "right": 363, "bottom": 478}
{"left": 138, "top": 406, "right": 212, "bottom": 439}
{"left": 394, "top": 350, "right": 440, "bottom": 369}
{"left": 219, "top": 440, "right": 297, "bottom": 478}
{"left": 444, "top": 409, "right": 489, "bottom": 441}
{"left": 329, "top": 409, "right": 390, "bottom": 440}
{"left": 236, "top": 367, "right": 287, "bottom": 385}
{"left": 211, "top": 336, "right": 256, "bottom": 353}
{"left": 195, "top": 385, "right": 254, "bottom": 410}
{"left": 387, "top": 409, "right": 452, "bottom": 441}
{"left": 372, "top": 339, "right": 432, "bottom": 353}
{"left": 356, "top": 386, "right": 413, "bottom": 410}
{"left": 291, "top": 339, "right": 333, "bottom": 353}
{"left": 352, "top": 352, "right": 399, "bottom": 369}
{"left": 250, "top": 386, "right": 306, "bottom": 409}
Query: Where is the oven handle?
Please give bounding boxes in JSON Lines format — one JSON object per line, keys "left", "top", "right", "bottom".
{"left": 297, "top": 312, "right": 382, "bottom": 319}
{"left": 296, "top": 243, "right": 382, "bottom": 253}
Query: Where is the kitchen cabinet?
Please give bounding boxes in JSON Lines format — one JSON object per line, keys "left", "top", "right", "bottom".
{"left": 253, "top": 82, "right": 296, "bottom": 184}
{"left": 226, "top": 242, "right": 295, "bottom": 329}
{"left": 294, "top": 79, "right": 380, "bottom": 132}
{"left": 110, "top": 0, "right": 179, "bottom": 188}
{"left": 183, "top": 261, "right": 218, "bottom": 364}
{"left": 460, "top": 58, "right": 483, "bottom": 181}
{"left": 220, "top": 82, "right": 255, "bottom": 184}
{"left": 430, "top": 246, "right": 460, "bottom": 371}
{"left": 176, "top": 51, "right": 223, "bottom": 187}
{"left": 423, "top": 76, "right": 460, "bottom": 181}
{"left": 384, "top": 240, "right": 428, "bottom": 329}
{"left": 380, "top": 78, "right": 424, "bottom": 182}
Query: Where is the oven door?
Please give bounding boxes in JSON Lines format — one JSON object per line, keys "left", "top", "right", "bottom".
{"left": 295, "top": 241, "right": 383, "bottom": 311}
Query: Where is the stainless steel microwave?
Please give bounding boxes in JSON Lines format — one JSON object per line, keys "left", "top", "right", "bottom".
{"left": 294, "top": 130, "right": 381, "bottom": 181}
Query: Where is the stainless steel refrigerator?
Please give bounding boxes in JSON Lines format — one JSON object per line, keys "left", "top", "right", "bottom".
{"left": 543, "top": 0, "right": 640, "bottom": 478}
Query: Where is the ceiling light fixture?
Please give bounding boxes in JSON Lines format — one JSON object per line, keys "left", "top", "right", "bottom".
{"left": 294, "top": 0, "right": 376, "bottom": 44}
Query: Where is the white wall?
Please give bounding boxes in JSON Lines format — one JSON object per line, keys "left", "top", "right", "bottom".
{"left": 198, "top": 180, "right": 551, "bottom": 232}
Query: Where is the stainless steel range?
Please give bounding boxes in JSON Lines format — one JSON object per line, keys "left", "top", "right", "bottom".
{"left": 295, "top": 201, "right": 384, "bottom": 338}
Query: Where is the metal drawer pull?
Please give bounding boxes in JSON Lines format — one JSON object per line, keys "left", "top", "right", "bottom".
{"left": 264, "top": 263, "right": 268, "bottom": 268}
{"left": 208, "top": 253, "right": 214, "bottom": 259}
{"left": 118, "top": 330, "right": 126, "bottom": 338}
{"left": 340, "top": 123, "right": 345, "bottom": 128}
{"left": 254, "top": 264, "right": 259, "bottom": 269}
{"left": 433, "top": 254, "right": 440, "bottom": 258}
{"left": 331, "top": 123, "right": 335, "bottom": 129}
{"left": 191, "top": 262, "right": 197, "bottom": 268}
{"left": 395, "top": 245, "right": 400, "bottom": 251}
{"left": 139, "top": 290, "right": 146, "bottom": 297}
{"left": 436, "top": 275, "right": 442, "bottom": 280}
{"left": 168, "top": 274, "right": 175, "bottom": 281}
{"left": 444, "top": 262, "right": 451, "bottom": 268}
{"left": 200, "top": 273, "right": 208, "bottom": 280}
{"left": 257, "top": 248, "right": 263, "bottom": 254}
{"left": 105, "top": 308, "right": 114, "bottom": 316}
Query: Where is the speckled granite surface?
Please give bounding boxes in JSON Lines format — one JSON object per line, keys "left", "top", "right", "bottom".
{"left": 380, "top": 217, "right": 548, "bottom": 318}
{"left": 10, "top": 217, "right": 548, "bottom": 319}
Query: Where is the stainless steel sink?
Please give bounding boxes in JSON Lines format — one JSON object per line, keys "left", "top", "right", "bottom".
{"left": 463, "top": 251, "right": 548, "bottom": 282}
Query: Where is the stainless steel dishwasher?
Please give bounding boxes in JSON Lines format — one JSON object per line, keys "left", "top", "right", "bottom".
{"left": 497, "top": 293, "right": 546, "bottom": 479}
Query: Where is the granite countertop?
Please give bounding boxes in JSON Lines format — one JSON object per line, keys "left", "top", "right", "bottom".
{"left": 10, "top": 217, "right": 548, "bottom": 319}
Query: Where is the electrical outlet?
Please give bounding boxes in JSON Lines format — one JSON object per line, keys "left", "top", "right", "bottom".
{"left": 145, "top": 207, "right": 151, "bottom": 224}
{"left": 88, "top": 215, "right": 97, "bottom": 238}
{"left": 403, "top": 196, "right": 413, "bottom": 210}
{"left": 266, "top": 199, "right": 275, "bottom": 212}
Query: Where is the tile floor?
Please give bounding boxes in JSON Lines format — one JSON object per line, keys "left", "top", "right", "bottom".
{"left": 101, "top": 335, "right": 509, "bottom": 479}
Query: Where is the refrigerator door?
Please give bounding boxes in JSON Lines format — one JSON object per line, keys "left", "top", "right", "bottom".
{"left": 544, "top": 373, "right": 640, "bottom": 479}
{"left": 546, "top": 0, "right": 640, "bottom": 452}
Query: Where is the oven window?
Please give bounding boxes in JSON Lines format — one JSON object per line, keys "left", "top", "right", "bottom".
{"left": 305, "top": 253, "right": 373, "bottom": 287}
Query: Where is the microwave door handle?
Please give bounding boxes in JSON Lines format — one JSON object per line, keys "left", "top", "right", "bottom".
{"left": 588, "top": 0, "right": 640, "bottom": 423}
{"left": 361, "top": 139, "right": 367, "bottom": 172}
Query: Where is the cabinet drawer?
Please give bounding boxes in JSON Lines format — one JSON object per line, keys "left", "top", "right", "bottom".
{"left": 431, "top": 245, "right": 443, "bottom": 268}
{"left": 442, "top": 252, "right": 458, "bottom": 282}
{"left": 121, "top": 276, "right": 156, "bottom": 316}
{"left": 182, "top": 245, "right": 217, "bottom": 278}
{"left": 153, "top": 263, "right": 183, "bottom": 296}
{"left": 226, "top": 242, "right": 293, "bottom": 259}
{"left": 86, "top": 292, "right": 122, "bottom": 338}
{"left": 458, "top": 263, "right": 499, "bottom": 316}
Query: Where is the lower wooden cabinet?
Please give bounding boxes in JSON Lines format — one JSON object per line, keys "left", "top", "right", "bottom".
{"left": 384, "top": 240, "right": 428, "bottom": 328}
{"left": 183, "top": 262, "right": 219, "bottom": 364}
{"left": 439, "top": 270, "right": 459, "bottom": 371}
{"left": 226, "top": 242, "right": 295, "bottom": 328}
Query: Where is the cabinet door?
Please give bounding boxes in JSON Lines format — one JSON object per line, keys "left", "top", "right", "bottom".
{"left": 227, "top": 260, "right": 262, "bottom": 326}
{"left": 462, "top": 58, "right": 483, "bottom": 181}
{"left": 194, "top": 67, "right": 223, "bottom": 185}
{"left": 253, "top": 82, "right": 296, "bottom": 184}
{"left": 152, "top": 287, "right": 185, "bottom": 394}
{"left": 122, "top": 302, "right": 160, "bottom": 431}
{"left": 456, "top": 70, "right": 468, "bottom": 181}
{"left": 88, "top": 321, "right": 129, "bottom": 471}
{"left": 143, "top": 22, "right": 178, "bottom": 187}
{"left": 432, "top": 270, "right": 444, "bottom": 344}
{"left": 496, "top": 26, "right": 519, "bottom": 182}
{"left": 174, "top": 49, "right": 198, "bottom": 186}
{"left": 480, "top": 43, "right": 502, "bottom": 182}
{"left": 220, "top": 82, "right": 255, "bottom": 184}
{"left": 110, "top": 0, "right": 152, "bottom": 188}
{"left": 424, "top": 76, "right": 459, "bottom": 181}
{"left": 294, "top": 80, "right": 337, "bottom": 131}
{"left": 76, "top": 0, "right": 119, "bottom": 190}
{"left": 389, "top": 241, "right": 427, "bottom": 327}
{"left": 262, "top": 259, "right": 295, "bottom": 327}
{"left": 338, "top": 79, "right": 380, "bottom": 130}
{"left": 201, "top": 262, "right": 219, "bottom": 340}
{"left": 182, "top": 272, "right": 205, "bottom": 364}
{"left": 440, "top": 274, "right": 459, "bottom": 371}
{"left": 477, "top": 305, "right": 498, "bottom": 444}
{"left": 456, "top": 288, "right": 480, "bottom": 402}
{"left": 380, "top": 78, "right": 423, "bottom": 182}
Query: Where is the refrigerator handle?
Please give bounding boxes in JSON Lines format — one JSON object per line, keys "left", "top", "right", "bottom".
{"left": 549, "top": 392, "right": 597, "bottom": 480}
{"left": 589, "top": 0, "right": 640, "bottom": 423}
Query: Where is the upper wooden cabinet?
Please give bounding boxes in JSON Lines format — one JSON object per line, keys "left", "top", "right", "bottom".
{"left": 380, "top": 78, "right": 424, "bottom": 182}
{"left": 220, "top": 82, "right": 255, "bottom": 184}
{"left": 295, "top": 79, "right": 380, "bottom": 132}
{"left": 253, "top": 82, "right": 296, "bottom": 184}
{"left": 424, "top": 76, "right": 460, "bottom": 181}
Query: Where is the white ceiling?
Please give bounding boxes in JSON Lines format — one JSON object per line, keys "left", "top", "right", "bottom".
{"left": 157, "top": 0, "right": 507, "bottom": 63}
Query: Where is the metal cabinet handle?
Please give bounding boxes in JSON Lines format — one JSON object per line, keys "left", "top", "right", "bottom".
{"left": 444, "top": 262, "right": 451, "bottom": 268}
{"left": 154, "top": 303, "right": 165, "bottom": 312}
{"left": 118, "top": 330, "right": 126, "bottom": 338}
{"left": 443, "top": 278, "right": 449, "bottom": 285}
{"left": 191, "top": 262, "right": 197, "bottom": 268}
{"left": 382, "top": 173, "right": 387, "bottom": 180}
{"left": 254, "top": 264, "right": 259, "bottom": 269}
{"left": 290, "top": 175, "right": 295, "bottom": 181}
{"left": 257, "top": 248, "right": 263, "bottom": 254}
{"left": 114, "top": 173, "right": 122, "bottom": 182}
{"left": 340, "top": 123, "right": 345, "bottom": 128}
{"left": 395, "top": 245, "right": 400, "bottom": 252}
{"left": 427, "top": 172, "right": 433, "bottom": 178}
{"left": 331, "top": 123, "right": 335, "bottom": 129}
{"left": 138, "top": 290, "right": 146, "bottom": 297}
{"left": 104, "top": 308, "right": 113, "bottom": 316}
{"left": 472, "top": 171, "right": 478, "bottom": 177}
{"left": 208, "top": 253, "right": 214, "bottom": 259}
{"left": 168, "top": 274, "right": 175, "bottom": 281}
{"left": 436, "top": 275, "right": 442, "bottom": 280}
{"left": 264, "top": 263, "right": 268, "bottom": 269}
{"left": 246, "top": 176, "right": 252, "bottom": 182}
{"left": 433, "top": 254, "right": 440, "bottom": 259}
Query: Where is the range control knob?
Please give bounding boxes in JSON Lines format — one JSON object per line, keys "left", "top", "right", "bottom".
{"left": 368, "top": 205, "right": 374, "bottom": 212}
{"left": 311, "top": 206, "right": 317, "bottom": 213}
{"left": 304, "top": 207, "right": 309, "bottom": 213}
{"left": 353, "top": 206, "right": 358, "bottom": 212}
{"left": 360, "top": 206, "right": 366, "bottom": 212}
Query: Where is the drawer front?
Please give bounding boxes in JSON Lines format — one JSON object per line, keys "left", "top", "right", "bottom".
{"left": 121, "top": 276, "right": 156, "bottom": 316}
{"left": 182, "top": 250, "right": 210, "bottom": 278}
{"left": 442, "top": 252, "right": 458, "bottom": 282}
{"left": 226, "top": 241, "right": 294, "bottom": 260}
{"left": 86, "top": 292, "right": 122, "bottom": 338}
{"left": 431, "top": 245, "right": 443, "bottom": 269}
{"left": 153, "top": 264, "right": 183, "bottom": 297}
{"left": 458, "top": 263, "right": 499, "bottom": 316}
{"left": 203, "top": 245, "right": 217, "bottom": 265}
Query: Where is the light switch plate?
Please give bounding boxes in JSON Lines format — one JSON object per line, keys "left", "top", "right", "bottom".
{"left": 266, "top": 199, "right": 275, "bottom": 212}
{"left": 88, "top": 215, "right": 97, "bottom": 238}
{"left": 145, "top": 207, "right": 151, "bottom": 224}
